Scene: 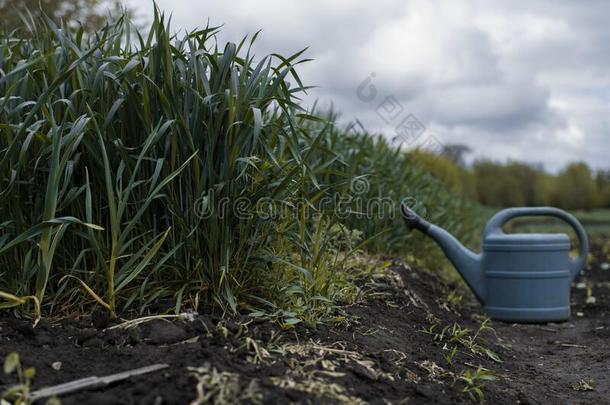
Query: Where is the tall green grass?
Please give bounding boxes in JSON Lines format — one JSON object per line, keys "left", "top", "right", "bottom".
{"left": 309, "top": 117, "right": 484, "bottom": 267}
{"left": 0, "top": 9, "right": 483, "bottom": 321}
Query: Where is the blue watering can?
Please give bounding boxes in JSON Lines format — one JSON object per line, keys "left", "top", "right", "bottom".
{"left": 401, "top": 204, "right": 589, "bottom": 323}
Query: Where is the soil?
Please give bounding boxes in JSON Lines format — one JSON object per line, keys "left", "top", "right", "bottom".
{"left": 1, "top": 238, "right": 609, "bottom": 404}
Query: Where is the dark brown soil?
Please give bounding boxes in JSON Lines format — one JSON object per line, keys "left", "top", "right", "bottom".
{"left": 1, "top": 238, "right": 609, "bottom": 404}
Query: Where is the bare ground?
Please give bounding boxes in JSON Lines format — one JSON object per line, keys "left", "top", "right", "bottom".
{"left": 0, "top": 238, "right": 609, "bottom": 404}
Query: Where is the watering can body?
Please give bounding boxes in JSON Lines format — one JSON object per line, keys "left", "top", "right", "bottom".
{"left": 402, "top": 205, "right": 589, "bottom": 323}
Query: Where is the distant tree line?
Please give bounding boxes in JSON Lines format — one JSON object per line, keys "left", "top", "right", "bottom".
{"left": 409, "top": 146, "right": 610, "bottom": 211}
{"left": 0, "top": 0, "right": 122, "bottom": 32}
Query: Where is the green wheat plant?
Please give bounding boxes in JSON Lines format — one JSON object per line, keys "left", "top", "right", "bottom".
{"left": 0, "top": 7, "right": 483, "bottom": 322}
{"left": 306, "top": 114, "right": 484, "bottom": 261}
{"left": 0, "top": 7, "right": 334, "bottom": 317}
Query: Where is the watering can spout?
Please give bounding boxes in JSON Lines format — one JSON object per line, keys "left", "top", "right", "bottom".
{"left": 401, "top": 204, "right": 485, "bottom": 303}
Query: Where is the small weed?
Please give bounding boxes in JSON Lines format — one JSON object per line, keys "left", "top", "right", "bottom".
{"left": 456, "top": 367, "right": 496, "bottom": 403}
{"left": 445, "top": 345, "right": 458, "bottom": 366}
{"left": 571, "top": 379, "right": 596, "bottom": 391}
{"left": 447, "top": 290, "right": 463, "bottom": 307}
{"left": 1, "top": 353, "right": 36, "bottom": 405}
{"left": 423, "top": 318, "right": 502, "bottom": 364}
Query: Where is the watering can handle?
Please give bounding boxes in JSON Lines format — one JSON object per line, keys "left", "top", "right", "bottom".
{"left": 484, "top": 207, "right": 589, "bottom": 280}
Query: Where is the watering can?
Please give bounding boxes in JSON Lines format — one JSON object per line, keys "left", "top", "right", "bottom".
{"left": 401, "top": 204, "right": 589, "bottom": 322}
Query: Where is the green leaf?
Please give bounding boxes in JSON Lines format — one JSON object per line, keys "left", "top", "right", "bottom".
{"left": 283, "top": 318, "right": 302, "bottom": 326}
{"left": 24, "top": 367, "right": 36, "bottom": 379}
{"left": 4, "top": 353, "right": 19, "bottom": 375}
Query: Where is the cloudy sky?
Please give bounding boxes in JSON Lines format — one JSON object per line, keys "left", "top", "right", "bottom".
{"left": 128, "top": 1, "right": 610, "bottom": 171}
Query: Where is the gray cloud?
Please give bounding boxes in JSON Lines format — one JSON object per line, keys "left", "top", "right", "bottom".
{"left": 130, "top": 0, "right": 610, "bottom": 171}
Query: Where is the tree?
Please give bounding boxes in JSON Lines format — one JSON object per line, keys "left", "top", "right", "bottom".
{"left": 0, "top": 0, "right": 122, "bottom": 33}
{"left": 594, "top": 170, "right": 610, "bottom": 208}
{"left": 472, "top": 161, "right": 521, "bottom": 207}
{"left": 440, "top": 144, "right": 472, "bottom": 167}
{"left": 504, "top": 162, "right": 547, "bottom": 206}
{"left": 408, "top": 149, "right": 465, "bottom": 196}
{"left": 551, "top": 162, "right": 596, "bottom": 210}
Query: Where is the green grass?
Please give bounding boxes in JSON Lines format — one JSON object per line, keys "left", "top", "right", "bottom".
{"left": 308, "top": 116, "right": 484, "bottom": 262}
{"left": 0, "top": 8, "right": 483, "bottom": 323}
